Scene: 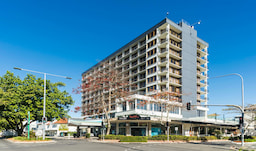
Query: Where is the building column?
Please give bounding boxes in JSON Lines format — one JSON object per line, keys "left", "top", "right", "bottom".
{"left": 205, "top": 127, "right": 208, "bottom": 136}
{"left": 116, "top": 122, "right": 119, "bottom": 135}
{"left": 126, "top": 123, "right": 131, "bottom": 136}
{"left": 182, "top": 124, "right": 191, "bottom": 136}
{"left": 87, "top": 127, "right": 91, "bottom": 134}
{"left": 148, "top": 122, "right": 152, "bottom": 136}
{"left": 77, "top": 126, "right": 80, "bottom": 137}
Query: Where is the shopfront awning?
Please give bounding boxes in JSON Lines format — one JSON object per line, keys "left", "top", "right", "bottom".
{"left": 68, "top": 118, "right": 102, "bottom": 127}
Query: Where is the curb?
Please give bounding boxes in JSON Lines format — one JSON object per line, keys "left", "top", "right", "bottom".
{"left": 6, "top": 138, "right": 56, "bottom": 144}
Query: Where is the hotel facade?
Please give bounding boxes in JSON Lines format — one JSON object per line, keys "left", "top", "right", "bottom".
{"left": 81, "top": 18, "right": 237, "bottom": 136}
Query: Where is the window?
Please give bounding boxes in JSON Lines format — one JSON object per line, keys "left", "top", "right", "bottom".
{"left": 139, "top": 81, "right": 146, "bottom": 88}
{"left": 147, "top": 48, "right": 156, "bottom": 57}
{"left": 129, "top": 101, "right": 135, "bottom": 110}
{"left": 147, "top": 39, "right": 157, "bottom": 48}
{"left": 139, "top": 73, "right": 145, "bottom": 79}
{"left": 132, "top": 60, "right": 137, "bottom": 66}
{"left": 147, "top": 85, "right": 156, "bottom": 92}
{"left": 154, "top": 103, "right": 161, "bottom": 112}
{"left": 169, "top": 106, "right": 179, "bottom": 114}
{"left": 197, "top": 110, "right": 205, "bottom": 117}
{"left": 139, "top": 65, "right": 146, "bottom": 71}
{"left": 122, "top": 102, "right": 126, "bottom": 111}
{"left": 125, "top": 49, "right": 130, "bottom": 55}
{"left": 140, "top": 49, "right": 146, "bottom": 54}
{"left": 147, "top": 66, "right": 156, "bottom": 74}
{"left": 132, "top": 45, "right": 138, "bottom": 51}
{"left": 139, "top": 57, "right": 146, "bottom": 63}
{"left": 137, "top": 100, "right": 147, "bottom": 110}
{"left": 124, "top": 57, "right": 129, "bottom": 63}
{"left": 147, "top": 76, "right": 156, "bottom": 83}
{"left": 132, "top": 53, "right": 137, "bottom": 59}
{"left": 118, "top": 54, "right": 122, "bottom": 59}
{"left": 148, "top": 29, "right": 156, "bottom": 39}
{"left": 147, "top": 57, "right": 156, "bottom": 66}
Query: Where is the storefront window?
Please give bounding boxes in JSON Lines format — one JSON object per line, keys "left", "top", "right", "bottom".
{"left": 119, "top": 128, "right": 126, "bottom": 135}
{"left": 129, "top": 101, "right": 135, "bottom": 110}
{"left": 169, "top": 106, "right": 179, "bottom": 114}
{"left": 154, "top": 103, "right": 161, "bottom": 112}
{"left": 119, "top": 123, "right": 126, "bottom": 127}
{"left": 137, "top": 100, "right": 147, "bottom": 110}
{"left": 130, "top": 122, "right": 138, "bottom": 126}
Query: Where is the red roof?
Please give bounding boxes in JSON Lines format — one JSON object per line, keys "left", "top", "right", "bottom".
{"left": 54, "top": 118, "right": 68, "bottom": 124}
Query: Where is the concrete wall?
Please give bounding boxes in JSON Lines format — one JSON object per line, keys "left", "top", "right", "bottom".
{"left": 180, "top": 22, "right": 198, "bottom": 118}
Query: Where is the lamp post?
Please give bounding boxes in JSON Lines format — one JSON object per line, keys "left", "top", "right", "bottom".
{"left": 14, "top": 67, "right": 71, "bottom": 140}
{"left": 209, "top": 73, "right": 244, "bottom": 146}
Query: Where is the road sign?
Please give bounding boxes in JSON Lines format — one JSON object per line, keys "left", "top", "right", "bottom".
{"left": 175, "top": 127, "right": 178, "bottom": 131}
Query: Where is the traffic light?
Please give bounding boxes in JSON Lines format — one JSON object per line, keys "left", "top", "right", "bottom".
{"left": 186, "top": 102, "right": 191, "bottom": 110}
{"left": 239, "top": 117, "right": 243, "bottom": 125}
{"left": 42, "top": 117, "right": 47, "bottom": 123}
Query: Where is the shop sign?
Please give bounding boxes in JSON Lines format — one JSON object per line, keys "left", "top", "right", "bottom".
{"left": 117, "top": 114, "right": 150, "bottom": 120}
{"left": 127, "top": 114, "right": 141, "bottom": 120}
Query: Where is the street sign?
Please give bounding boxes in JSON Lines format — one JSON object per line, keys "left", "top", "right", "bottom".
{"left": 175, "top": 127, "right": 178, "bottom": 131}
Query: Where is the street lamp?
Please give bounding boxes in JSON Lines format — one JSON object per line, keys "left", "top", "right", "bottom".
{"left": 14, "top": 67, "right": 72, "bottom": 140}
{"left": 209, "top": 73, "right": 244, "bottom": 146}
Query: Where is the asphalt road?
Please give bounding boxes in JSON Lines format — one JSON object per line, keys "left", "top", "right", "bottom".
{"left": 0, "top": 138, "right": 248, "bottom": 151}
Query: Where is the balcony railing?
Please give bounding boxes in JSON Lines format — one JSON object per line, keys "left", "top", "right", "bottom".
{"left": 161, "top": 48, "right": 167, "bottom": 53}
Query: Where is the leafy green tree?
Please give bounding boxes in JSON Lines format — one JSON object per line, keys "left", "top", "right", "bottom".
{"left": 0, "top": 71, "right": 74, "bottom": 135}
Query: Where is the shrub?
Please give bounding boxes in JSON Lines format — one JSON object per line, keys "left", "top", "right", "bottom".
{"left": 13, "top": 136, "right": 51, "bottom": 141}
{"left": 150, "top": 135, "right": 167, "bottom": 140}
{"left": 120, "top": 136, "right": 147, "bottom": 142}
{"left": 99, "top": 134, "right": 124, "bottom": 140}
{"left": 244, "top": 139, "right": 256, "bottom": 142}
{"left": 86, "top": 133, "right": 90, "bottom": 138}
{"left": 67, "top": 132, "right": 77, "bottom": 136}
{"left": 205, "top": 136, "right": 217, "bottom": 140}
{"left": 170, "top": 135, "right": 187, "bottom": 141}
{"left": 187, "top": 136, "right": 199, "bottom": 141}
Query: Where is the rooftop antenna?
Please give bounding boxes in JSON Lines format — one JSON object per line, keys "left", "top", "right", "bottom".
{"left": 166, "top": 12, "right": 169, "bottom": 18}
{"left": 191, "top": 20, "right": 201, "bottom": 29}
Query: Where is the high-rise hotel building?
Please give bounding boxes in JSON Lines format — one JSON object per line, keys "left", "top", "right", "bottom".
{"left": 81, "top": 18, "right": 213, "bottom": 136}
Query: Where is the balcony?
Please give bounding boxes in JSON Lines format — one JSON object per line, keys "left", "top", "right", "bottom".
{"left": 197, "top": 79, "right": 207, "bottom": 87}
{"left": 169, "top": 61, "right": 181, "bottom": 69}
{"left": 159, "top": 29, "right": 168, "bottom": 38}
{"left": 158, "top": 58, "right": 167, "bottom": 66}
{"left": 158, "top": 68, "right": 168, "bottom": 75}
{"left": 197, "top": 63, "right": 207, "bottom": 71}
{"left": 197, "top": 56, "right": 207, "bottom": 64}
{"left": 197, "top": 47, "right": 207, "bottom": 56}
{"left": 159, "top": 39, "right": 168, "bottom": 48}
{"left": 159, "top": 48, "right": 168, "bottom": 57}
{"left": 197, "top": 87, "right": 207, "bottom": 95}
{"left": 159, "top": 78, "right": 168, "bottom": 85}
{"left": 169, "top": 78, "right": 181, "bottom": 87}
{"left": 169, "top": 30, "right": 182, "bottom": 42}
{"left": 169, "top": 70, "right": 182, "bottom": 78}
{"left": 169, "top": 50, "right": 181, "bottom": 60}
{"left": 169, "top": 40, "right": 182, "bottom": 51}
{"left": 197, "top": 71, "right": 207, "bottom": 78}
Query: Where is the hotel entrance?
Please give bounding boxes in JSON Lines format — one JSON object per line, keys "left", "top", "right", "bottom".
{"left": 131, "top": 128, "right": 146, "bottom": 136}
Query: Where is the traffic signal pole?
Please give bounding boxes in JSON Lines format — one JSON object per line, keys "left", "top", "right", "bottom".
{"left": 189, "top": 104, "right": 244, "bottom": 146}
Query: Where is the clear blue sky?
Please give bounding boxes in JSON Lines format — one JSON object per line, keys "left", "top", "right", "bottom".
{"left": 0, "top": 0, "right": 255, "bottom": 119}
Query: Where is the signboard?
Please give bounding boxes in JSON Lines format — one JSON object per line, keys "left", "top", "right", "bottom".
{"left": 118, "top": 114, "right": 150, "bottom": 120}
{"left": 127, "top": 114, "right": 141, "bottom": 120}
{"left": 175, "top": 127, "right": 178, "bottom": 131}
